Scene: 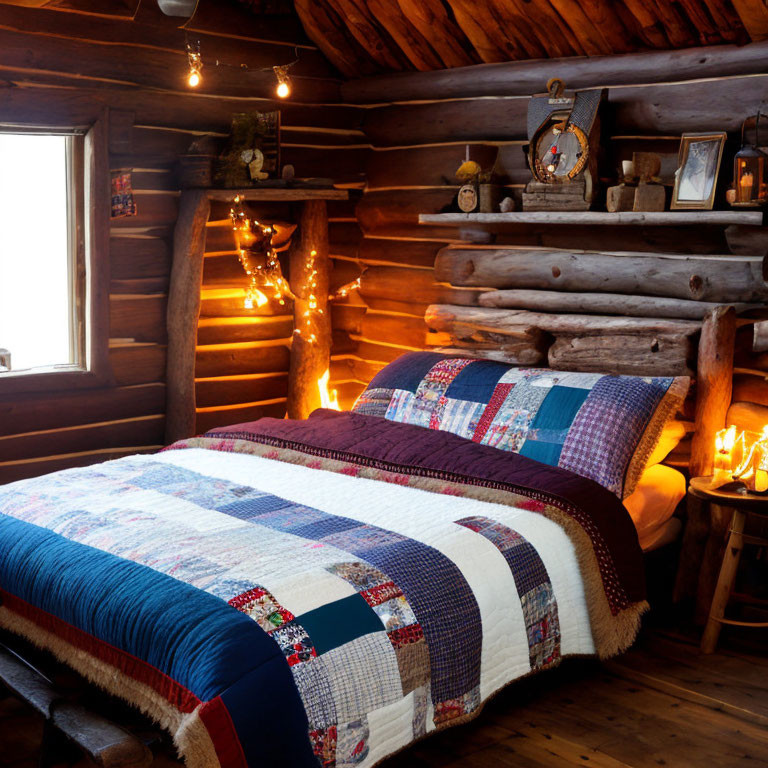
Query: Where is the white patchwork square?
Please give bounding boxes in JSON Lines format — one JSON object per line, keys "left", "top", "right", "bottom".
{"left": 270, "top": 569, "right": 357, "bottom": 617}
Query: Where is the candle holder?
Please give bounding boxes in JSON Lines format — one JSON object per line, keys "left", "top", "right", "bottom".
{"left": 730, "top": 114, "right": 768, "bottom": 208}
{"left": 709, "top": 424, "right": 768, "bottom": 494}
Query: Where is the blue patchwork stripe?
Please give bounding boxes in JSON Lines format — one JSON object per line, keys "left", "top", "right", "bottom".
{"left": 0, "top": 513, "right": 318, "bottom": 767}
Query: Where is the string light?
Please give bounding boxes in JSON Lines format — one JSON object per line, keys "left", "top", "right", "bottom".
{"left": 186, "top": 40, "right": 202, "bottom": 87}
{"left": 229, "top": 197, "right": 354, "bottom": 345}
{"left": 273, "top": 65, "right": 292, "bottom": 99}
{"left": 293, "top": 248, "right": 322, "bottom": 344}
{"left": 182, "top": 37, "right": 298, "bottom": 96}
{"left": 230, "top": 195, "right": 293, "bottom": 310}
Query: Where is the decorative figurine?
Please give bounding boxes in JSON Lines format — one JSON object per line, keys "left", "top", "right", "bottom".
{"left": 523, "top": 78, "right": 605, "bottom": 211}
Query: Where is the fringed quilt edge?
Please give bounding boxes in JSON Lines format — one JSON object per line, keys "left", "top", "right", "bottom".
{"left": 0, "top": 606, "right": 221, "bottom": 768}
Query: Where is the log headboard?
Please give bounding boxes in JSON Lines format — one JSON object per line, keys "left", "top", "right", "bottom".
{"left": 421, "top": 233, "right": 768, "bottom": 479}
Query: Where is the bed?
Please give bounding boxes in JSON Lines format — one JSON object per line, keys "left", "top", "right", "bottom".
{"left": 0, "top": 350, "right": 692, "bottom": 768}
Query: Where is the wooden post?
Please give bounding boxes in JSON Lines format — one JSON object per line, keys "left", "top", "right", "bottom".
{"left": 287, "top": 200, "right": 331, "bottom": 420}
{"left": 690, "top": 306, "right": 737, "bottom": 477}
{"left": 164, "top": 189, "right": 210, "bottom": 443}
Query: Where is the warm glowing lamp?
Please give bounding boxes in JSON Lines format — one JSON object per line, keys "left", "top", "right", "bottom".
{"left": 186, "top": 41, "right": 203, "bottom": 88}
{"left": 731, "top": 114, "right": 768, "bottom": 207}
{"left": 274, "top": 65, "right": 291, "bottom": 99}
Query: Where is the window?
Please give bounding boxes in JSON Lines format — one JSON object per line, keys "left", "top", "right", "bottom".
{"left": 0, "top": 116, "right": 109, "bottom": 394}
{"left": 0, "top": 132, "right": 83, "bottom": 373}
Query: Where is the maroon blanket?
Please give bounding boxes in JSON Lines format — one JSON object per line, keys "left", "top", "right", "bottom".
{"left": 185, "top": 409, "right": 647, "bottom": 654}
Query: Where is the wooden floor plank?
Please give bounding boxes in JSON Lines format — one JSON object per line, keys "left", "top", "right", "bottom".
{"left": 1, "top": 625, "right": 767, "bottom": 767}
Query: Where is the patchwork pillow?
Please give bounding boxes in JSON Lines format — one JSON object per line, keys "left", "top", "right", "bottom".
{"left": 352, "top": 352, "right": 689, "bottom": 499}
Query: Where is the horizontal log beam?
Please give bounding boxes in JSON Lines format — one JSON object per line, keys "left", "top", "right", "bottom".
{"left": 0, "top": 81, "right": 364, "bottom": 135}
{"left": 109, "top": 343, "right": 166, "bottom": 386}
{"left": 0, "top": 383, "right": 165, "bottom": 437}
{"left": 0, "top": 26, "right": 340, "bottom": 103}
{"left": 0, "top": 2, "right": 332, "bottom": 78}
{"left": 426, "top": 304, "right": 701, "bottom": 337}
{"left": 362, "top": 75, "right": 768, "bottom": 147}
{"left": 195, "top": 341, "right": 291, "bottom": 378}
{"left": 195, "top": 399, "right": 286, "bottom": 434}
{"left": 109, "top": 294, "right": 167, "bottom": 343}
{"left": 0, "top": 415, "right": 164, "bottom": 463}
{"left": 343, "top": 39, "right": 768, "bottom": 103}
{"left": 479, "top": 289, "right": 762, "bottom": 320}
{"left": 430, "top": 345, "right": 546, "bottom": 366}
{"left": 733, "top": 374, "right": 768, "bottom": 407}
{"left": 195, "top": 373, "right": 289, "bottom": 408}
{"left": 548, "top": 334, "right": 693, "bottom": 376}
{"left": 196, "top": 315, "right": 294, "bottom": 345}
{"left": 435, "top": 248, "right": 768, "bottom": 303}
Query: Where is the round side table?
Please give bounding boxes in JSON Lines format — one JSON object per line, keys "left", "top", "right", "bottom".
{"left": 689, "top": 476, "right": 768, "bottom": 654}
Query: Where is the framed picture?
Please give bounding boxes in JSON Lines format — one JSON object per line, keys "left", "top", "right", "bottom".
{"left": 671, "top": 132, "right": 726, "bottom": 210}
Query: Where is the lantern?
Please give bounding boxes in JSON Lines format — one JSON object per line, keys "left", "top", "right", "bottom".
{"left": 731, "top": 114, "right": 768, "bottom": 207}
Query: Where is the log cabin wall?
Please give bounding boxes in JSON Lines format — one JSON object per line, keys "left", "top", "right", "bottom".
{"left": 340, "top": 41, "right": 768, "bottom": 469}
{"left": 0, "top": 0, "right": 368, "bottom": 484}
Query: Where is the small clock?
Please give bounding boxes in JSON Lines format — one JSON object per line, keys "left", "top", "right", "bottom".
{"left": 524, "top": 79, "right": 604, "bottom": 210}
{"left": 532, "top": 120, "right": 589, "bottom": 182}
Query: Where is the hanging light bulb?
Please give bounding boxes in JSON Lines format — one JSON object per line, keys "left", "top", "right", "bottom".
{"left": 273, "top": 65, "right": 291, "bottom": 99}
{"left": 187, "top": 41, "right": 203, "bottom": 88}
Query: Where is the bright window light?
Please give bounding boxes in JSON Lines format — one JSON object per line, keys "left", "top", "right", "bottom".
{"left": 0, "top": 134, "right": 73, "bottom": 372}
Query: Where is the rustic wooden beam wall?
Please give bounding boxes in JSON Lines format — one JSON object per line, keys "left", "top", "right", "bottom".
{"left": 0, "top": 0, "right": 367, "bottom": 483}
{"left": 347, "top": 37, "right": 768, "bottom": 453}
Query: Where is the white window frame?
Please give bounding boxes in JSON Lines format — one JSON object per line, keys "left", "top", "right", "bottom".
{"left": 0, "top": 114, "right": 110, "bottom": 395}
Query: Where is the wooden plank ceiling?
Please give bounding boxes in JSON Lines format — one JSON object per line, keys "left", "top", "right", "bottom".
{"left": 285, "top": 0, "right": 768, "bottom": 77}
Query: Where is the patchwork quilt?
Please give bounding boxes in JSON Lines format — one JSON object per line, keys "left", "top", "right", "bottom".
{"left": 0, "top": 410, "right": 646, "bottom": 768}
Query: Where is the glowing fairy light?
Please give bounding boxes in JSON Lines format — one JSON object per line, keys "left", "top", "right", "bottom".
{"left": 229, "top": 196, "right": 293, "bottom": 310}
{"left": 186, "top": 41, "right": 203, "bottom": 88}
{"left": 274, "top": 65, "right": 292, "bottom": 98}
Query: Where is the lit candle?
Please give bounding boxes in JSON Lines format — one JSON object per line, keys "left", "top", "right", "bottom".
{"left": 711, "top": 425, "right": 737, "bottom": 487}
{"left": 738, "top": 170, "right": 754, "bottom": 203}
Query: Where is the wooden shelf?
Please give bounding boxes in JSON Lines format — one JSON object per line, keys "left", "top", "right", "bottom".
{"left": 205, "top": 188, "right": 348, "bottom": 202}
{"left": 419, "top": 211, "right": 764, "bottom": 227}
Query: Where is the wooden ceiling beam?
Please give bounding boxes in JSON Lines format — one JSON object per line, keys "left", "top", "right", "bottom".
{"left": 395, "top": 0, "right": 478, "bottom": 69}
{"left": 323, "top": 0, "right": 411, "bottom": 71}
{"left": 499, "top": 0, "right": 582, "bottom": 59}
{"left": 293, "top": 0, "right": 381, "bottom": 77}
{"left": 730, "top": 0, "right": 768, "bottom": 39}
{"left": 342, "top": 37, "right": 768, "bottom": 104}
{"left": 366, "top": 0, "right": 446, "bottom": 70}
{"left": 443, "top": 0, "right": 521, "bottom": 62}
